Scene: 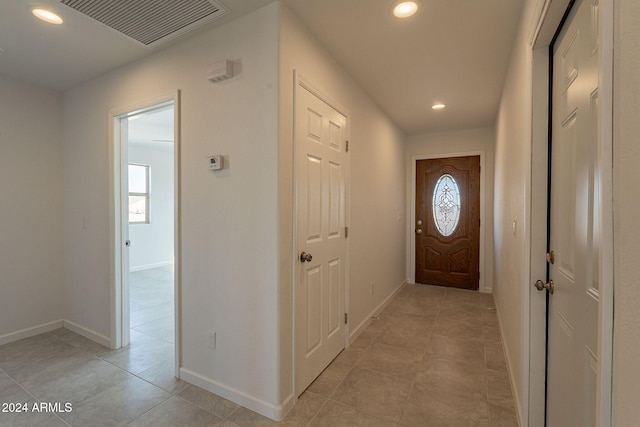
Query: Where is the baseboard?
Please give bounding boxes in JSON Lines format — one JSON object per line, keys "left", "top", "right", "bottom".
{"left": 274, "top": 393, "right": 295, "bottom": 421}
{"left": 348, "top": 279, "right": 407, "bottom": 344}
{"left": 63, "top": 320, "right": 112, "bottom": 348}
{"left": 180, "top": 368, "right": 285, "bottom": 421}
{"left": 129, "top": 261, "right": 173, "bottom": 272}
{"left": 494, "top": 295, "right": 524, "bottom": 427}
{"left": 480, "top": 286, "right": 493, "bottom": 294}
{"left": 0, "top": 320, "right": 64, "bottom": 346}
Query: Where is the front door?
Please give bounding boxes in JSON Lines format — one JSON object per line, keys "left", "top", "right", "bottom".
{"left": 294, "top": 81, "right": 347, "bottom": 394}
{"left": 415, "top": 156, "right": 480, "bottom": 290}
{"left": 546, "top": 0, "right": 600, "bottom": 425}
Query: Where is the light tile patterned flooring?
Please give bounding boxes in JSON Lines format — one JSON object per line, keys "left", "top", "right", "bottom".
{"left": 0, "top": 280, "right": 518, "bottom": 426}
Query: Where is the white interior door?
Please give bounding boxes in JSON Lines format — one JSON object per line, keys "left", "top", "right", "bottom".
{"left": 295, "top": 81, "right": 347, "bottom": 395}
{"left": 547, "top": 0, "right": 600, "bottom": 425}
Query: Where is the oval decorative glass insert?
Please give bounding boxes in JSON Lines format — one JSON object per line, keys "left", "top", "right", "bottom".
{"left": 432, "top": 174, "right": 461, "bottom": 236}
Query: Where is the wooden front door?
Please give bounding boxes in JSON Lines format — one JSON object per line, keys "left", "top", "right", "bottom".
{"left": 415, "top": 156, "right": 480, "bottom": 290}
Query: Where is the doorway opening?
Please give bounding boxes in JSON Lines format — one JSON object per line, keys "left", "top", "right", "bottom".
{"left": 111, "top": 92, "right": 180, "bottom": 378}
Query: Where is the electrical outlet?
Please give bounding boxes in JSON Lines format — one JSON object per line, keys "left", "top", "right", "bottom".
{"left": 208, "top": 331, "right": 216, "bottom": 350}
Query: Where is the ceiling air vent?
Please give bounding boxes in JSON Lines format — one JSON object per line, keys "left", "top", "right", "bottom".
{"left": 59, "top": 0, "right": 230, "bottom": 47}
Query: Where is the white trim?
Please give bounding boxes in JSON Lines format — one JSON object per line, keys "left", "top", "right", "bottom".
{"left": 109, "top": 91, "right": 182, "bottom": 376}
{"left": 291, "top": 71, "right": 351, "bottom": 398}
{"left": 0, "top": 320, "right": 111, "bottom": 348}
{"left": 495, "top": 298, "right": 524, "bottom": 427}
{"left": 596, "top": 0, "right": 614, "bottom": 424}
{"left": 0, "top": 320, "right": 64, "bottom": 346}
{"left": 348, "top": 280, "right": 406, "bottom": 344}
{"left": 180, "top": 368, "right": 291, "bottom": 421}
{"left": 63, "top": 320, "right": 112, "bottom": 348}
{"left": 528, "top": 0, "right": 614, "bottom": 425}
{"left": 409, "top": 151, "right": 488, "bottom": 292}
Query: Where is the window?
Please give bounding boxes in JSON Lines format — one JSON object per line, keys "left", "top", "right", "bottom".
{"left": 128, "top": 164, "right": 149, "bottom": 224}
{"left": 432, "top": 173, "right": 461, "bottom": 237}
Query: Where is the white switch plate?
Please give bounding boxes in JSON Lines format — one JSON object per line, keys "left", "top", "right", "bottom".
{"left": 208, "top": 155, "right": 223, "bottom": 170}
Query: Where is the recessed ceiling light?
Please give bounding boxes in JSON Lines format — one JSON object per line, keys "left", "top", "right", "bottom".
{"left": 32, "top": 8, "right": 63, "bottom": 25}
{"left": 432, "top": 103, "right": 446, "bottom": 110}
{"left": 393, "top": 1, "right": 420, "bottom": 18}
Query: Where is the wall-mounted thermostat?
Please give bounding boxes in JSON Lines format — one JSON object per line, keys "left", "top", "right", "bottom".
{"left": 208, "top": 155, "right": 223, "bottom": 170}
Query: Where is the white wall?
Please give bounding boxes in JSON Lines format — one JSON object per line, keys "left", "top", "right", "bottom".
{"left": 128, "top": 144, "right": 174, "bottom": 271}
{"left": 405, "top": 127, "right": 495, "bottom": 291}
{"left": 0, "top": 75, "right": 65, "bottom": 342}
{"left": 62, "top": 3, "right": 282, "bottom": 418}
{"left": 278, "top": 1, "right": 407, "bottom": 409}
{"left": 493, "top": 0, "right": 535, "bottom": 422}
{"left": 612, "top": 0, "right": 640, "bottom": 423}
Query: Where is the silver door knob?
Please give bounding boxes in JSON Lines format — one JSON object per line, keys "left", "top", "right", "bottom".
{"left": 300, "top": 251, "right": 313, "bottom": 263}
{"left": 416, "top": 220, "right": 423, "bottom": 226}
{"left": 415, "top": 229, "right": 423, "bottom": 234}
{"left": 534, "top": 279, "right": 554, "bottom": 294}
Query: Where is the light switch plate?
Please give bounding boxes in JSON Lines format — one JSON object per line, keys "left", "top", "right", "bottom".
{"left": 208, "top": 155, "right": 223, "bottom": 170}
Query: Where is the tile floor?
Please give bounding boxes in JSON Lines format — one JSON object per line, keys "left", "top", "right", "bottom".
{"left": 0, "top": 283, "right": 518, "bottom": 426}
{"left": 129, "top": 266, "right": 175, "bottom": 345}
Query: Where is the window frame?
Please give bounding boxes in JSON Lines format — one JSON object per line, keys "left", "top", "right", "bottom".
{"left": 128, "top": 163, "right": 150, "bottom": 224}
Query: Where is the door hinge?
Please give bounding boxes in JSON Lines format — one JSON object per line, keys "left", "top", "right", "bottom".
{"left": 344, "top": 313, "right": 348, "bottom": 324}
{"left": 345, "top": 227, "right": 349, "bottom": 238}
{"left": 346, "top": 140, "right": 349, "bottom": 152}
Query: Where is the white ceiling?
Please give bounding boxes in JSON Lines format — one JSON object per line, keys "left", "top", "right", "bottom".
{"left": 282, "top": 0, "right": 523, "bottom": 134}
{"left": 0, "top": 0, "right": 523, "bottom": 135}
{"left": 128, "top": 106, "right": 175, "bottom": 152}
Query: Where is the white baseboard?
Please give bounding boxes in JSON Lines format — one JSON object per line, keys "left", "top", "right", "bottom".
{"left": 494, "top": 295, "right": 524, "bottom": 427}
{"left": 0, "top": 319, "right": 111, "bottom": 352}
{"left": 63, "top": 319, "right": 112, "bottom": 348}
{"left": 274, "top": 393, "right": 295, "bottom": 421}
{"left": 480, "top": 286, "right": 493, "bottom": 294}
{"left": 130, "top": 261, "right": 174, "bottom": 272}
{"left": 0, "top": 320, "right": 64, "bottom": 346}
{"left": 348, "top": 279, "right": 407, "bottom": 344}
{"left": 180, "top": 368, "right": 286, "bottom": 421}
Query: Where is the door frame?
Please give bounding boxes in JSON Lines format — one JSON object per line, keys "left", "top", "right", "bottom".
{"left": 291, "top": 71, "right": 350, "bottom": 396}
{"left": 109, "top": 91, "right": 181, "bottom": 376}
{"left": 527, "top": 0, "right": 613, "bottom": 425}
{"left": 409, "top": 151, "right": 487, "bottom": 292}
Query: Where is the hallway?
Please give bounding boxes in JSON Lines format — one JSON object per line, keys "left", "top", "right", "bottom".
{"left": 0, "top": 283, "right": 516, "bottom": 426}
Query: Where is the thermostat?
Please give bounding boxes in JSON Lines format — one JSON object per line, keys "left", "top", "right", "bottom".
{"left": 208, "top": 155, "right": 223, "bottom": 170}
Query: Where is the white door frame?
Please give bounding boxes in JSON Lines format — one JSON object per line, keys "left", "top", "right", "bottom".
{"left": 527, "top": 1, "right": 613, "bottom": 425}
{"left": 292, "top": 71, "right": 350, "bottom": 395}
{"left": 409, "top": 151, "right": 488, "bottom": 292}
{"left": 109, "top": 91, "right": 181, "bottom": 375}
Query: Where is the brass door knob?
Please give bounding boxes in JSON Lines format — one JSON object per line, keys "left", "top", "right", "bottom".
{"left": 534, "top": 279, "right": 554, "bottom": 294}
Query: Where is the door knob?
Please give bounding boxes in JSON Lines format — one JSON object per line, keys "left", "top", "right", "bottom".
{"left": 534, "top": 279, "right": 554, "bottom": 294}
{"left": 300, "top": 251, "right": 313, "bottom": 263}
{"left": 415, "top": 229, "right": 423, "bottom": 234}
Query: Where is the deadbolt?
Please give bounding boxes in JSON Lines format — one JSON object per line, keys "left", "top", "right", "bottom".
{"left": 416, "top": 220, "right": 423, "bottom": 226}
{"left": 534, "top": 279, "right": 554, "bottom": 294}
{"left": 300, "top": 251, "right": 313, "bottom": 263}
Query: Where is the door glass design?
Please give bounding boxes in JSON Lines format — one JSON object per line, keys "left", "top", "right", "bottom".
{"left": 432, "top": 174, "right": 461, "bottom": 237}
